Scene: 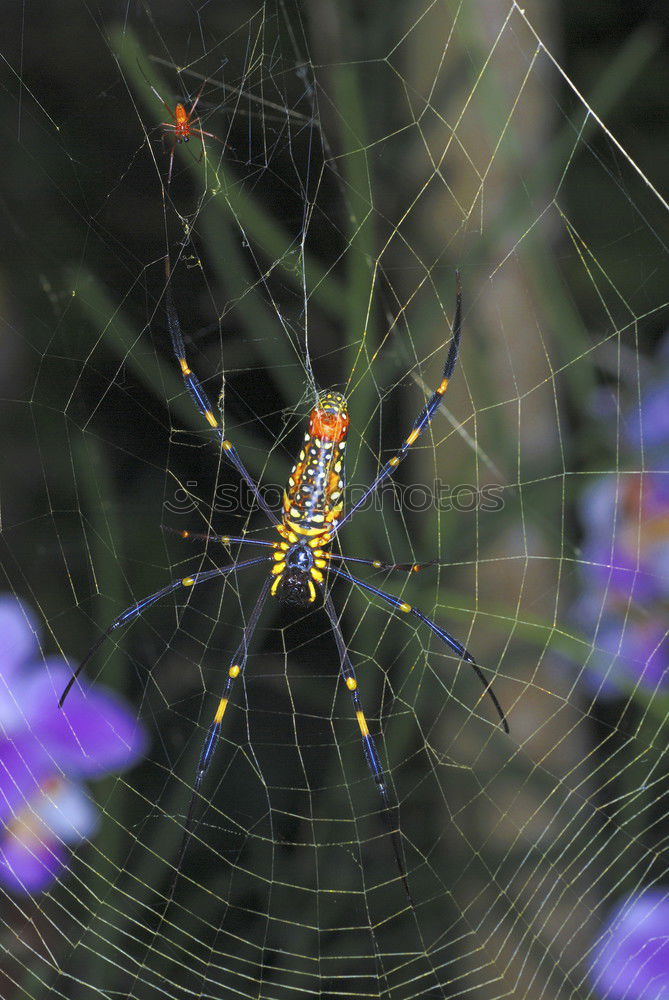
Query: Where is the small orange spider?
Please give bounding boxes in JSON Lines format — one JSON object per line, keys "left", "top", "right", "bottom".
{"left": 150, "top": 79, "right": 225, "bottom": 184}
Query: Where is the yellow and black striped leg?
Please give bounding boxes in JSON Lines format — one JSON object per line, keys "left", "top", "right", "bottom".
{"left": 164, "top": 277, "right": 278, "bottom": 525}
{"left": 334, "top": 272, "right": 462, "bottom": 537}
{"left": 59, "top": 555, "right": 269, "bottom": 707}
{"left": 162, "top": 523, "right": 276, "bottom": 551}
{"left": 323, "top": 594, "right": 414, "bottom": 908}
{"left": 329, "top": 564, "right": 509, "bottom": 733}
{"left": 173, "top": 576, "right": 272, "bottom": 880}
{"left": 126, "top": 576, "right": 271, "bottom": 1000}
{"left": 330, "top": 553, "right": 438, "bottom": 574}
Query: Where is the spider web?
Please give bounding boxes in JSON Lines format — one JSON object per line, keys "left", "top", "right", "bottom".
{"left": 1, "top": 1, "right": 668, "bottom": 998}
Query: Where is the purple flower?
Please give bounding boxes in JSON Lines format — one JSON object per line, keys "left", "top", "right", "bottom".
{"left": 573, "top": 604, "right": 669, "bottom": 696}
{"left": 0, "top": 595, "right": 147, "bottom": 894}
{"left": 626, "top": 380, "right": 669, "bottom": 452}
{"left": 590, "top": 889, "right": 669, "bottom": 999}
{"left": 579, "top": 475, "right": 669, "bottom": 606}
{"left": 576, "top": 364, "right": 669, "bottom": 684}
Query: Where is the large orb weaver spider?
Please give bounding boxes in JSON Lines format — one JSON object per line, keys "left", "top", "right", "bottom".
{"left": 61, "top": 269, "right": 508, "bottom": 906}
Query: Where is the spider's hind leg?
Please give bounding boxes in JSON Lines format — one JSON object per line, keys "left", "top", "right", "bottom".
{"left": 323, "top": 594, "right": 414, "bottom": 908}
{"left": 328, "top": 564, "right": 509, "bottom": 734}
{"left": 331, "top": 553, "right": 438, "bottom": 574}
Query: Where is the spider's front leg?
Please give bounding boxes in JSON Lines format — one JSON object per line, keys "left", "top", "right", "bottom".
{"left": 163, "top": 266, "right": 278, "bottom": 525}
{"left": 333, "top": 272, "right": 462, "bottom": 537}
{"left": 162, "top": 523, "right": 276, "bottom": 551}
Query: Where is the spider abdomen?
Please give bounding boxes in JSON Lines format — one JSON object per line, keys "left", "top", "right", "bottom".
{"left": 271, "top": 391, "right": 349, "bottom": 602}
{"left": 283, "top": 390, "right": 349, "bottom": 533}
{"left": 174, "top": 104, "right": 190, "bottom": 141}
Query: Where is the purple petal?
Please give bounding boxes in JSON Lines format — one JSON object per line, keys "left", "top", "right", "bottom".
{"left": 0, "top": 826, "right": 68, "bottom": 895}
{"left": 648, "top": 541, "right": 669, "bottom": 600}
{"left": 579, "top": 478, "right": 618, "bottom": 538}
{"left": 578, "top": 474, "right": 669, "bottom": 606}
{"left": 22, "top": 661, "right": 148, "bottom": 778}
{"left": 0, "top": 737, "right": 70, "bottom": 894}
{"left": 0, "top": 739, "right": 100, "bottom": 894}
{"left": 627, "top": 384, "right": 669, "bottom": 450}
{"left": 0, "top": 737, "right": 51, "bottom": 827}
{"left": 575, "top": 613, "right": 669, "bottom": 698}
{"left": 582, "top": 542, "right": 659, "bottom": 605}
{"left": 645, "top": 473, "right": 669, "bottom": 515}
{"left": 591, "top": 889, "right": 669, "bottom": 999}
{"left": 0, "top": 594, "right": 41, "bottom": 685}
{"left": 606, "top": 622, "right": 669, "bottom": 690}
{"left": 36, "top": 778, "right": 99, "bottom": 845}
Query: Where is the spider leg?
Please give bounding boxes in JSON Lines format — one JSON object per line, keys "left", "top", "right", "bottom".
{"left": 333, "top": 272, "right": 462, "bottom": 537}
{"left": 190, "top": 126, "right": 226, "bottom": 145}
{"left": 189, "top": 121, "right": 226, "bottom": 168}
{"left": 59, "top": 555, "right": 269, "bottom": 708}
{"left": 323, "top": 593, "right": 414, "bottom": 909}
{"left": 163, "top": 268, "right": 278, "bottom": 525}
{"left": 172, "top": 576, "right": 271, "bottom": 879}
{"left": 166, "top": 134, "right": 177, "bottom": 186}
{"left": 189, "top": 117, "right": 207, "bottom": 165}
{"left": 330, "top": 553, "right": 438, "bottom": 574}
{"left": 148, "top": 78, "right": 176, "bottom": 121}
{"left": 156, "top": 125, "right": 179, "bottom": 184}
{"left": 329, "top": 565, "right": 509, "bottom": 733}
{"left": 186, "top": 79, "right": 208, "bottom": 118}
{"left": 162, "top": 524, "right": 275, "bottom": 549}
